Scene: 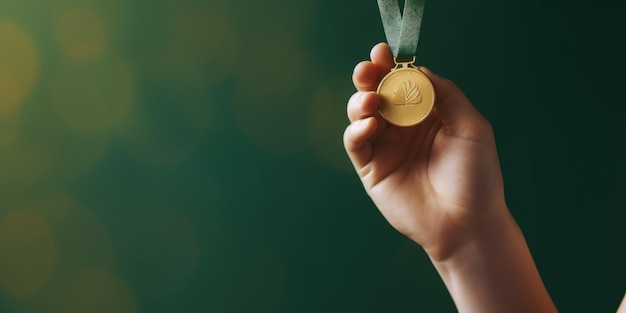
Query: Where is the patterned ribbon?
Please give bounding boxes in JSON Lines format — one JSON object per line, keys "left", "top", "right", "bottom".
{"left": 377, "top": 0, "right": 425, "bottom": 62}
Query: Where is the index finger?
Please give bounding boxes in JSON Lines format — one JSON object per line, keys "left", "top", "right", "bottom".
{"left": 352, "top": 43, "right": 395, "bottom": 92}
{"left": 370, "top": 42, "right": 395, "bottom": 80}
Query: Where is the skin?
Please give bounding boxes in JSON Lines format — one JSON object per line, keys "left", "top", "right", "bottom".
{"left": 619, "top": 294, "right": 626, "bottom": 313}
{"left": 344, "top": 43, "right": 562, "bottom": 312}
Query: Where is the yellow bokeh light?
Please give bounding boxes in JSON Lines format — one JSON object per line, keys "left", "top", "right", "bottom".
{"left": 0, "top": 74, "right": 20, "bottom": 114}
{"left": 44, "top": 126, "right": 111, "bottom": 182}
{"left": 28, "top": 194, "right": 116, "bottom": 270}
{"left": 0, "top": 211, "right": 57, "bottom": 296}
{"left": 0, "top": 195, "right": 119, "bottom": 312}
{"left": 51, "top": 268, "right": 137, "bottom": 313}
{"left": 0, "top": 110, "right": 20, "bottom": 153}
{"left": 0, "top": 20, "right": 38, "bottom": 115}
{"left": 310, "top": 78, "right": 354, "bottom": 171}
{"left": 0, "top": 142, "right": 52, "bottom": 199}
{"left": 50, "top": 54, "right": 133, "bottom": 133}
{"left": 53, "top": 6, "right": 107, "bottom": 59}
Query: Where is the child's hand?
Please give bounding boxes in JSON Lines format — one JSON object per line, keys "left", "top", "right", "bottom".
{"left": 344, "top": 43, "right": 507, "bottom": 261}
{"left": 344, "top": 43, "right": 557, "bottom": 313}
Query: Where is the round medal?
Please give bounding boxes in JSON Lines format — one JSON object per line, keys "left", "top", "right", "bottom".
{"left": 377, "top": 62, "right": 435, "bottom": 127}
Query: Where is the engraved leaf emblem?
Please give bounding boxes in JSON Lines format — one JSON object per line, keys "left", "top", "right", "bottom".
{"left": 392, "top": 81, "right": 422, "bottom": 106}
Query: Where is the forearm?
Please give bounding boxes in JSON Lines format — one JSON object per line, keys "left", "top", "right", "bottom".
{"left": 430, "top": 209, "right": 557, "bottom": 313}
{"left": 618, "top": 293, "right": 626, "bottom": 313}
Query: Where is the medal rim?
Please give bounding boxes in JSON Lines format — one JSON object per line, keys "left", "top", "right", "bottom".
{"left": 376, "top": 67, "right": 436, "bottom": 127}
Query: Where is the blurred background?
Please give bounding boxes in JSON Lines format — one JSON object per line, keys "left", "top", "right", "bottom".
{"left": 0, "top": 0, "right": 624, "bottom": 312}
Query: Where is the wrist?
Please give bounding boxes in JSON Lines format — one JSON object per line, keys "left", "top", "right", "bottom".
{"left": 427, "top": 208, "right": 557, "bottom": 313}
{"left": 429, "top": 208, "right": 522, "bottom": 281}
{"left": 420, "top": 204, "right": 515, "bottom": 264}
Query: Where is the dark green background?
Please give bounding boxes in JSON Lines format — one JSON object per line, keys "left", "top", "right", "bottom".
{"left": 0, "top": 0, "right": 624, "bottom": 312}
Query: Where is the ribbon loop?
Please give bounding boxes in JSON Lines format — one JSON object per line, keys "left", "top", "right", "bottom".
{"left": 377, "top": 0, "right": 425, "bottom": 62}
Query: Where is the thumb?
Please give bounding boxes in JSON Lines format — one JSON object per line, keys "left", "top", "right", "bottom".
{"left": 420, "top": 67, "right": 489, "bottom": 139}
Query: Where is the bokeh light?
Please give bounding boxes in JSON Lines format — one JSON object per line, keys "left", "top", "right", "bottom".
{"left": 0, "top": 20, "right": 38, "bottom": 115}
{"left": 0, "top": 142, "right": 52, "bottom": 199}
{"left": 50, "top": 54, "right": 133, "bottom": 133}
{"left": 0, "top": 110, "right": 20, "bottom": 153}
{"left": 54, "top": 134, "right": 111, "bottom": 186}
{"left": 0, "top": 195, "right": 123, "bottom": 312}
{"left": 0, "top": 210, "right": 57, "bottom": 297}
{"left": 53, "top": 6, "right": 107, "bottom": 59}
{"left": 49, "top": 268, "right": 137, "bottom": 313}
{"left": 29, "top": 195, "right": 116, "bottom": 271}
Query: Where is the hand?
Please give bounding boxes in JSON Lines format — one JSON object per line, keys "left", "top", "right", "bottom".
{"left": 345, "top": 43, "right": 557, "bottom": 313}
{"left": 344, "top": 43, "right": 507, "bottom": 261}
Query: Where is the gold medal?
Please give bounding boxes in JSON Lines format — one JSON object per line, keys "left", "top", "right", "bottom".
{"left": 377, "top": 59, "right": 435, "bottom": 127}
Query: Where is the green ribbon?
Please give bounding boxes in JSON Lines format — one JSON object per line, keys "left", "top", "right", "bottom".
{"left": 377, "top": 0, "right": 425, "bottom": 62}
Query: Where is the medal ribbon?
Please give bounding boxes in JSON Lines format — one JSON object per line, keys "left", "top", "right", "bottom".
{"left": 377, "top": 0, "right": 425, "bottom": 62}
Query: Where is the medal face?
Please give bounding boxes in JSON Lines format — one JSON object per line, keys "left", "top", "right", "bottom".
{"left": 377, "top": 66, "right": 435, "bottom": 127}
